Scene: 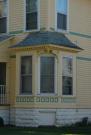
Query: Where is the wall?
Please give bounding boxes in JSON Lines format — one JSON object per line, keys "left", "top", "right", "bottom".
{"left": 0, "top": 107, "right": 9, "bottom": 125}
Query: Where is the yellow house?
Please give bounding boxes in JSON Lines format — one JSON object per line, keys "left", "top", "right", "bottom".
{"left": 0, "top": 0, "right": 91, "bottom": 126}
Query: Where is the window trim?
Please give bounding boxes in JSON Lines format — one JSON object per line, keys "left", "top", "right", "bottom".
{"left": 0, "top": 0, "right": 9, "bottom": 34}
{"left": 24, "top": 0, "right": 40, "bottom": 32}
{"left": 55, "top": 0, "right": 69, "bottom": 33}
{"left": 37, "top": 55, "right": 58, "bottom": 96}
{"left": 20, "top": 56, "right": 32, "bottom": 95}
{"left": 16, "top": 53, "right": 34, "bottom": 96}
{"left": 61, "top": 55, "right": 76, "bottom": 97}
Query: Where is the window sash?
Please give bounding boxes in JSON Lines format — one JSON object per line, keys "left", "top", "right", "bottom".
{"left": 20, "top": 56, "right": 32, "bottom": 94}
{"left": 62, "top": 76, "right": 73, "bottom": 95}
{"left": 26, "top": 0, "right": 38, "bottom": 30}
{"left": 62, "top": 56, "right": 73, "bottom": 95}
{"left": 40, "top": 57, "right": 55, "bottom": 94}
{"left": 56, "top": 0, "right": 67, "bottom": 30}
{"left": 26, "top": 12, "right": 37, "bottom": 30}
{"left": 0, "top": 0, "right": 7, "bottom": 33}
{"left": 57, "top": 13, "right": 67, "bottom": 30}
{"left": 57, "top": 0, "right": 67, "bottom": 15}
{"left": 0, "top": 0, "right": 7, "bottom": 17}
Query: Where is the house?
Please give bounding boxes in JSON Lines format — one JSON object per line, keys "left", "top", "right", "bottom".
{"left": 0, "top": 0, "right": 91, "bottom": 127}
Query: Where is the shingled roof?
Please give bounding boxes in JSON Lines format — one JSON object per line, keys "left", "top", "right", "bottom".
{"left": 11, "top": 32, "right": 82, "bottom": 50}
{"left": 0, "top": 35, "right": 12, "bottom": 43}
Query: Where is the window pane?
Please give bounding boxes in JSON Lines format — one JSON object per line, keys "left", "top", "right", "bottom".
{"left": 62, "top": 76, "right": 73, "bottom": 95}
{"left": 40, "top": 76, "right": 54, "bottom": 93}
{"left": 62, "top": 57, "right": 73, "bottom": 95}
{"left": 26, "top": 12, "right": 37, "bottom": 30}
{"left": 40, "top": 57, "right": 55, "bottom": 93}
{"left": 0, "top": 17, "right": 7, "bottom": 33}
{"left": 63, "top": 57, "right": 72, "bottom": 76}
{"left": 57, "top": 0, "right": 67, "bottom": 30}
{"left": 57, "top": 0, "right": 67, "bottom": 14}
{"left": 26, "top": 0, "right": 38, "bottom": 30}
{"left": 0, "top": 0, "right": 7, "bottom": 33}
{"left": 57, "top": 13, "right": 67, "bottom": 30}
{"left": 21, "top": 56, "right": 32, "bottom": 74}
{"left": 0, "top": 0, "right": 7, "bottom": 17}
{"left": 26, "top": 0, "right": 37, "bottom": 13}
{"left": 20, "top": 56, "right": 32, "bottom": 94}
{"left": 21, "top": 76, "right": 32, "bottom": 94}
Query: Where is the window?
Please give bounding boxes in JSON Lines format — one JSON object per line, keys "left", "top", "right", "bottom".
{"left": 62, "top": 56, "right": 73, "bottom": 95}
{"left": 26, "top": 0, "right": 38, "bottom": 30}
{"left": 20, "top": 56, "right": 32, "bottom": 94}
{"left": 0, "top": 0, "right": 7, "bottom": 33}
{"left": 57, "top": 0, "right": 67, "bottom": 30}
{"left": 40, "top": 57, "right": 55, "bottom": 94}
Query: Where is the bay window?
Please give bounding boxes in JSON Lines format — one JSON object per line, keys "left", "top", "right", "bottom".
{"left": 62, "top": 56, "right": 73, "bottom": 95}
{"left": 20, "top": 56, "right": 32, "bottom": 94}
{"left": 26, "top": 0, "right": 39, "bottom": 30}
{"left": 57, "top": 0, "right": 67, "bottom": 31}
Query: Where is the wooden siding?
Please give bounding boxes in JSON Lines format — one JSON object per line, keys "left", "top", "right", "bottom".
{"left": 69, "top": 0, "right": 91, "bottom": 35}
{"left": 9, "top": 0, "right": 24, "bottom": 32}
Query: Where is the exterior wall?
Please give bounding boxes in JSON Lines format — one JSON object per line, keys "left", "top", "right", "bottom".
{"left": 69, "top": 0, "right": 91, "bottom": 35}
{"left": 8, "top": 0, "right": 49, "bottom": 33}
{"left": 0, "top": 40, "right": 11, "bottom": 62}
{"left": 48, "top": 0, "right": 55, "bottom": 30}
{"left": 4, "top": 0, "right": 91, "bottom": 34}
{"left": 0, "top": 107, "right": 9, "bottom": 125}
{"left": 0, "top": 0, "right": 91, "bottom": 127}
{"left": 9, "top": 0, "right": 24, "bottom": 33}
{"left": 9, "top": 57, "right": 16, "bottom": 107}
{"left": 40, "top": 0, "right": 48, "bottom": 30}
{"left": 48, "top": 0, "right": 91, "bottom": 34}
{"left": 10, "top": 108, "right": 91, "bottom": 127}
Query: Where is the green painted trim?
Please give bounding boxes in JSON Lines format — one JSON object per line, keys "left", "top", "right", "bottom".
{"left": 16, "top": 96, "right": 76, "bottom": 103}
{"left": 9, "top": 30, "right": 23, "bottom": 35}
{"left": 10, "top": 55, "right": 16, "bottom": 58}
{"left": 61, "top": 97, "right": 76, "bottom": 103}
{"left": 77, "top": 57, "right": 91, "bottom": 61}
{"left": 69, "top": 31, "right": 91, "bottom": 39}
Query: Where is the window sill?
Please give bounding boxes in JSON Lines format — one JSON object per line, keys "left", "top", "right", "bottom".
{"left": 37, "top": 93, "right": 58, "bottom": 96}
{"left": 19, "top": 94, "right": 33, "bottom": 96}
{"left": 56, "top": 29, "right": 69, "bottom": 34}
{"left": 62, "top": 95, "right": 76, "bottom": 98}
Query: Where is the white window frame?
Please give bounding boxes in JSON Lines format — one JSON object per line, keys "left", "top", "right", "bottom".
{"left": 16, "top": 53, "right": 34, "bottom": 96}
{"left": 61, "top": 55, "right": 76, "bottom": 97}
{"left": 55, "top": 0, "right": 69, "bottom": 33}
{"left": 0, "top": 0, "right": 9, "bottom": 34}
{"left": 20, "top": 56, "right": 32, "bottom": 94}
{"left": 24, "top": 0, "right": 40, "bottom": 32}
{"left": 37, "top": 54, "right": 58, "bottom": 96}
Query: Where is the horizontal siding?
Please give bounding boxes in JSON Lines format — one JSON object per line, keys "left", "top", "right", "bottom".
{"left": 48, "top": 0, "right": 55, "bottom": 30}
{"left": 77, "top": 60, "right": 91, "bottom": 107}
{"left": 40, "top": 0, "right": 48, "bottom": 30}
{"left": 9, "top": 0, "right": 24, "bottom": 32}
{"left": 69, "top": 0, "right": 91, "bottom": 35}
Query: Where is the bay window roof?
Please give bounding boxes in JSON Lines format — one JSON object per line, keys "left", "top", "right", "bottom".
{"left": 11, "top": 32, "right": 82, "bottom": 51}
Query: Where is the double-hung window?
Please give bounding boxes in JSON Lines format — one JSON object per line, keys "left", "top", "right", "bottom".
{"left": 62, "top": 56, "right": 73, "bottom": 95}
{"left": 26, "top": 0, "right": 39, "bottom": 31}
{"left": 20, "top": 56, "right": 32, "bottom": 94}
{"left": 0, "top": 0, "right": 7, "bottom": 33}
{"left": 57, "top": 0, "right": 67, "bottom": 31}
{"left": 40, "top": 56, "right": 55, "bottom": 94}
